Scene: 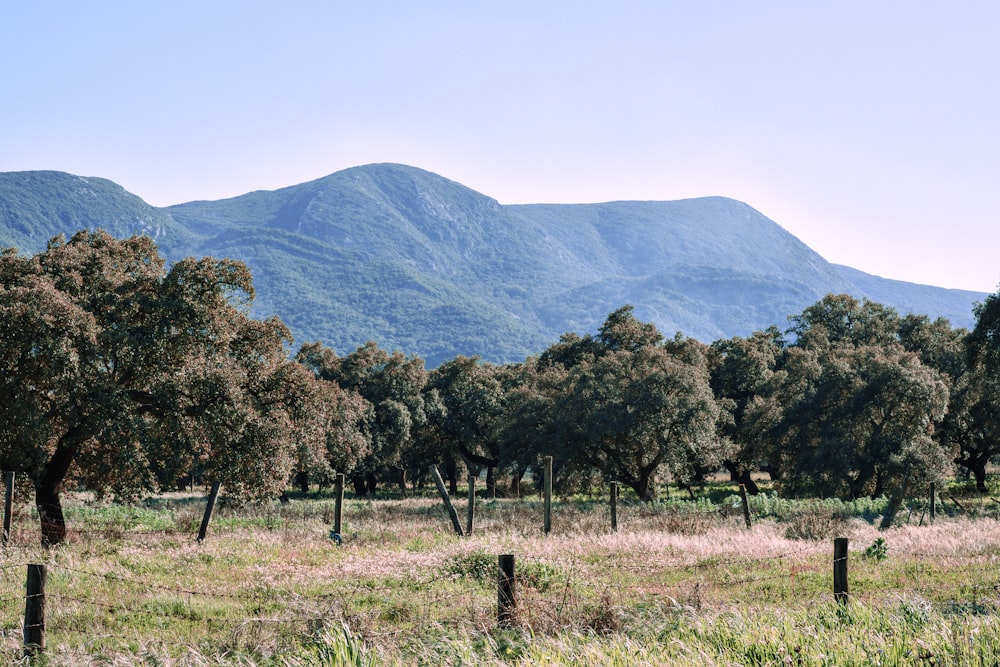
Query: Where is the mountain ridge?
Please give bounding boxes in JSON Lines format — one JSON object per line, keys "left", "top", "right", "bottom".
{"left": 0, "top": 163, "right": 986, "bottom": 365}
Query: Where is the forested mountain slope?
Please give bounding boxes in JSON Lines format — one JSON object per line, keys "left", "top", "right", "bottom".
{"left": 0, "top": 164, "right": 985, "bottom": 365}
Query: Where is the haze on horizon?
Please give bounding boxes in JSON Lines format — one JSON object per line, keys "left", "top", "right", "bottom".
{"left": 1, "top": 2, "right": 998, "bottom": 293}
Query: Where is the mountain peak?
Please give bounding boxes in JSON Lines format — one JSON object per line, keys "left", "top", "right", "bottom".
{"left": 0, "top": 165, "right": 986, "bottom": 365}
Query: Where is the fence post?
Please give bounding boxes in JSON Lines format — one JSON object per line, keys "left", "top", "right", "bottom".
{"left": 23, "top": 563, "right": 45, "bottom": 655}
{"left": 466, "top": 474, "right": 476, "bottom": 536}
{"left": 543, "top": 456, "right": 553, "bottom": 535}
{"left": 498, "top": 554, "right": 516, "bottom": 627}
{"left": 610, "top": 481, "right": 619, "bottom": 533}
{"left": 738, "top": 483, "right": 752, "bottom": 529}
{"left": 333, "top": 472, "right": 345, "bottom": 539}
{"left": 833, "top": 537, "right": 849, "bottom": 605}
{"left": 431, "top": 465, "right": 464, "bottom": 536}
{"left": 197, "top": 481, "right": 222, "bottom": 543}
{"left": 3, "top": 471, "right": 14, "bottom": 545}
{"left": 929, "top": 482, "right": 936, "bottom": 523}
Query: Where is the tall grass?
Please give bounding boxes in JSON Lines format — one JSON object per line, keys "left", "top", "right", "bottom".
{"left": 1, "top": 489, "right": 1000, "bottom": 664}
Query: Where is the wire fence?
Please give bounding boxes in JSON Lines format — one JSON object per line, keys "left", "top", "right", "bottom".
{"left": 0, "top": 530, "right": 998, "bottom": 656}
{"left": 2, "top": 486, "right": 1000, "bottom": 658}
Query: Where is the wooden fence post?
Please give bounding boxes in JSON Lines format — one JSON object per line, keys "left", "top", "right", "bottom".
{"left": 498, "top": 554, "right": 516, "bottom": 627}
{"left": 3, "top": 471, "right": 14, "bottom": 545}
{"left": 23, "top": 563, "right": 45, "bottom": 655}
{"left": 833, "top": 537, "right": 849, "bottom": 605}
{"left": 543, "top": 456, "right": 553, "bottom": 535}
{"left": 610, "top": 481, "right": 619, "bottom": 533}
{"left": 333, "top": 472, "right": 345, "bottom": 540}
{"left": 466, "top": 474, "right": 476, "bottom": 536}
{"left": 738, "top": 483, "right": 752, "bottom": 529}
{"left": 197, "top": 481, "right": 222, "bottom": 543}
{"left": 431, "top": 465, "right": 464, "bottom": 536}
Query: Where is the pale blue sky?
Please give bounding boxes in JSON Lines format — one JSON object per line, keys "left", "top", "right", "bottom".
{"left": 2, "top": 2, "right": 998, "bottom": 292}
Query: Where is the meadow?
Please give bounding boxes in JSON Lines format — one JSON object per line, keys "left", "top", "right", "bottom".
{"left": 3, "top": 482, "right": 1000, "bottom": 666}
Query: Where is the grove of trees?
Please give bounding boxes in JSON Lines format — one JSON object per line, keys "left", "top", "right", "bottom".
{"left": 3, "top": 231, "right": 1000, "bottom": 543}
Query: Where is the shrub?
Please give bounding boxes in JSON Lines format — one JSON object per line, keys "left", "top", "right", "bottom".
{"left": 782, "top": 505, "right": 849, "bottom": 540}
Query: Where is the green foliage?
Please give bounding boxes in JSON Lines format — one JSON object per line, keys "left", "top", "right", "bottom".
{"left": 445, "top": 550, "right": 497, "bottom": 584}
{"left": 755, "top": 294, "right": 952, "bottom": 501}
{"left": 0, "top": 231, "right": 335, "bottom": 544}
{"left": 749, "top": 493, "right": 889, "bottom": 522}
{"left": 864, "top": 537, "right": 890, "bottom": 562}
{"left": 445, "top": 550, "right": 564, "bottom": 592}
{"left": 0, "top": 165, "right": 995, "bottom": 542}
{"left": 65, "top": 504, "right": 176, "bottom": 532}
{"left": 293, "top": 624, "right": 376, "bottom": 667}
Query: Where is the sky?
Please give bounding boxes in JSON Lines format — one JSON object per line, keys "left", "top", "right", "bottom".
{"left": 2, "top": 1, "right": 998, "bottom": 293}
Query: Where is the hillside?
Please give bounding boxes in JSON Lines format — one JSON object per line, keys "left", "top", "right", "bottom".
{"left": 0, "top": 171, "right": 193, "bottom": 254}
{"left": 0, "top": 164, "right": 986, "bottom": 365}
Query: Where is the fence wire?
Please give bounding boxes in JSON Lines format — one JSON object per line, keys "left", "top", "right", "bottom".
{"left": 0, "top": 495, "right": 999, "bottom": 656}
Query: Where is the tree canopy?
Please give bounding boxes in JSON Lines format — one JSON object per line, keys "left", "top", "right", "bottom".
{"left": 0, "top": 231, "right": 331, "bottom": 544}
{"left": 753, "top": 295, "right": 950, "bottom": 499}
{"left": 3, "top": 225, "right": 996, "bottom": 528}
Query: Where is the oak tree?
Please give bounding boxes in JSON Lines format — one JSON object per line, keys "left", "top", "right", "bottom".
{"left": 298, "top": 341, "right": 427, "bottom": 495}
{"left": 0, "top": 231, "right": 328, "bottom": 544}
{"left": 543, "top": 307, "right": 724, "bottom": 501}
{"left": 754, "top": 295, "right": 950, "bottom": 499}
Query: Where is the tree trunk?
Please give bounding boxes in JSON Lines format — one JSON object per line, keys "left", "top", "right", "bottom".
{"left": 352, "top": 474, "right": 367, "bottom": 497}
{"left": 445, "top": 457, "right": 458, "bottom": 496}
{"left": 486, "top": 466, "right": 496, "bottom": 499}
{"left": 973, "top": 463, "right": 988, "bottom": 493}
{"left": 35, "top": 480, "right": 67, "bottom": 547}
{"left": 723, "top": 461, "right": 760, "bottom": 495}
{"left": 632, "top": 474, "right": 657, "bottom": 503}
{"left": 297, "top": 470, "right": 309, "bottom": 495}
{"left": 398, "top": 467, "right": 408, "bottom": 497}
{"left": 511, "top": 465, "right": 526, "bottom": 499}
{"left": 738, "top": 469, "right": 760, "bottom": 495}
{"left": 871, "top": 470, "right": 886, "bottom": 500}
{"left": 34, "top": 439, "right": 81, "bottom": 547}
{"left": 879, "top": 478, "right": 911, "bottom": 530}
{"left": 954, "top": 454, "right": 989, "bottom": 493}
{"left": 365, "top": 473, "right": 377, "bottom": 496}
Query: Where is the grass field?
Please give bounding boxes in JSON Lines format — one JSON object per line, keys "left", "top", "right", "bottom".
{"left": 2, "top": 483, "right": 1000, "bottom": 665}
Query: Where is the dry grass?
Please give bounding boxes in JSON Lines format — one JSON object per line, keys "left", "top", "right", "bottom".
{"left": 0, "top": 493, "right": 998, "bottom": 664}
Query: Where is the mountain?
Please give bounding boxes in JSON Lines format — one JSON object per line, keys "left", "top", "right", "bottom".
{"left": 0, "top": 171, "right": 193, "bottom": 254}
{"left": 0, "top": 164, "right": 987, "bottom": 366}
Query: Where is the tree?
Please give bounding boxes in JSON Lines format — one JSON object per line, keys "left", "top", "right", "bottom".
{"left": 297, "top": 341, "right": 428, "bottom": 495}
{"left": 939, "top": 366, "right": 1000, "bottom": 491}
{"left": 561, "top": 338, "right": 723, "bottom": 501}
{"left": 708, "top": 326, "right": 784, "bottom": 493}
{"left": 290, "top": 351, "right": 371, "bottom": 494}
{"left": 0, "top": 231, "right": 326, "bottom": 545}
{"left": 940, "top": 293, "right": 1000, "bottom": 490}
{"left": 425, "top": 356, "right": 507, "bottom": 497}
{"left": 754, "top": 295, "right": 950, "bottom": 499}
{"left": 540, "top": 308, "right": 724, "bottom": 502}
{"left": 495, "top": 357, "right": 570, "bottom": 496}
